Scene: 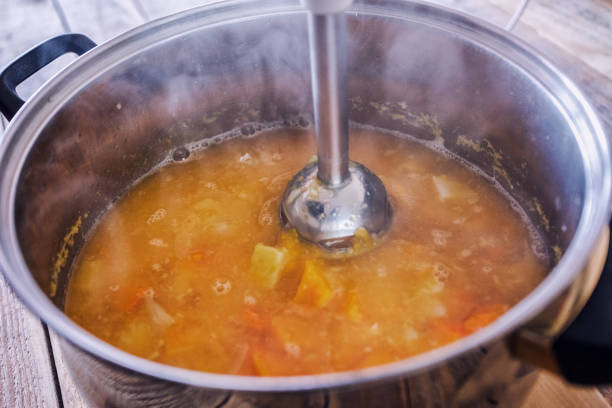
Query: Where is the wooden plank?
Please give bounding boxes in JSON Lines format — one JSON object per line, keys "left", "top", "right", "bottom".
{"left": 431, "top": 0, "right": 612, "bottom": 80}
{"left": 0, "top": 0, "right": 68, "bottom": 99}
{"left": 0, "top": 2, "right": 70, "bottom": 408}
{"left": 431, "top": 0, "right": 612, "bottom": 150}
{"left": 135, "top": 0, "right": 207, "bottom": 20}
{"left": 430, "top": 0, "right": 511, "bottom": 27}
{"left": 480, "top": 0, "right": 612, "bottom": 134}
{"left": 523, "top": 372, "right": 610, "bottom": 408}
{"left": 53, "top": 0, "right": 145, "bottom": 43}
{"left": 487, "top": 0, "right": 612, "bottom": 78}
{"left": 0, "top": 276, "right": 59, "bottom": 408}
{"left": 48, "top": 331, "right": 87, "bottom": 408}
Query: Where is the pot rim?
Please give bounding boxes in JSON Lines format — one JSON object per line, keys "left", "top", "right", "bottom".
{"left": 0, "top": 0, "right": 610, "bottom": 392}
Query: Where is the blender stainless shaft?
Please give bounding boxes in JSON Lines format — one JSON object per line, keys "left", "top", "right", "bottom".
{"left": 280, "top": 0, "right": 393, "bottom": 253}
{"left": 308, "top": 12, "right": 349, "bottom": 186}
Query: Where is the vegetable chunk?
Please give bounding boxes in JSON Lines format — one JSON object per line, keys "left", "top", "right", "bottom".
{"left": 294, "top": 261, "right": 334, "bottom": 308}
{"left": 432, "top": 175, "right": 477, "bottom": 202}
{"left": 344, "top": 292, "right": 363, "bottom": 322}
{"left": 249, "top": 243, "right": 289, "bottom": 289}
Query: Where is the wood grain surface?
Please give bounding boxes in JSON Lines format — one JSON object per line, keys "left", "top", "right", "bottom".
{"left": 524, "top": 373, "right": 610, "bottom": 408}
{"left": 54, "top": 0, "right": 146, "bottom": 43}
{"left": 0, "top": 1, "right": 69, "bottom": 406}
{"left": 0, "top": 276, "right": 58, "bottom": 408}
{"left": 431, "top": 0, "right": 612, "bottom": 134}
{"left": 0, "top": 0, "right": 611, "bottom": 407}
{"left": 48, "top": 332, "right": 87, "bottom": 408}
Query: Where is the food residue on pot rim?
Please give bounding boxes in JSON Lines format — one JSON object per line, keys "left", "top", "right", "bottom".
{"left": 50, "top": 213, "right": 87, "bottom": 297}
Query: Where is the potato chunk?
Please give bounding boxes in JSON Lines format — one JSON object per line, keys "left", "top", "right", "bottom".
{"left": 294, "top": 261, "right": 334, "bottom": 308}
{"left": 432, "top": 175, "right": 477, "bottom": 202}
{"left": 249, "top": 244, "right": 289, "bottom": 289}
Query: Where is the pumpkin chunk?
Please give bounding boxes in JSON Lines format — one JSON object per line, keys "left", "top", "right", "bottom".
{"left": 252, "top": 348, "right": 295, "bottom": 376}
{"left": 294, "top": 261, "right": 334, "bottom": 308}
{"left": 344, "top": 292, "right": 363, "bottom": 322}
{"left": 249, "top": 243, "right": 289, "bottom": 289}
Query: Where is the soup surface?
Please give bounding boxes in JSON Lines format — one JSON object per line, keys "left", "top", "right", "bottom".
{"left": 66, "top": 127, "right": 547, "bottom": 376}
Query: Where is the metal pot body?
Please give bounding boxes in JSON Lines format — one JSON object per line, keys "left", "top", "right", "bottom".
{"left": 59, "top": 335, "right": 534, "bottom": 407}
{"left": 0, "top": 1, "right": 609, "bottom": 407}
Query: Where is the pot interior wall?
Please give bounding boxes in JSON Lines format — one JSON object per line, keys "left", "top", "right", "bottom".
{"left": 13, "top": 11, "right": 585, "bottom": 305}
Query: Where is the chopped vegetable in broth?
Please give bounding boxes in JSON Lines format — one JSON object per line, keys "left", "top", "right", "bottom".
{"left": 65, "top": 127, "right": 548, "bottom": 376}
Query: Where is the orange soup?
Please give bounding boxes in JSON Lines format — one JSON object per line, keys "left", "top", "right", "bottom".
{"left": 65, "top": 127, "right": 547, "bottom": 375}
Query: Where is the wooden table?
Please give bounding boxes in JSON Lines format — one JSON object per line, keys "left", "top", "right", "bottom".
{"left": 1, "top": 0, "right": 611, "bottom": 406}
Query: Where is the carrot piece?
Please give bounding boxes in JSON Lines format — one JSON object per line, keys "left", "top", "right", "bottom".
{"left": 188, "top": 248, "right": 215, "bottom": 264}
{"left": 251, "top": 348, "right": 292, "bottom": 376}
{"left": 431, "top": 320, "right": 465, "bottom": 345}
{"left": 344, "top": 292, "right": 363, "bottom": 322}
{"left": 125, "top": 287, "right": 149, "bottom": 311}
{"left": 270, "top": 314, "right": 308, "bottom": 347}
{"left": 294, "top": 261, "right": 334, "bottom": 308}
{"left": 243, "top": 308, "right": 268, "bottom": 333}
{"left": 251, "top": 349, "right": 271, "bottom": 376}
{"left": 463, "top": 304, "right": 509, "bottom": 333}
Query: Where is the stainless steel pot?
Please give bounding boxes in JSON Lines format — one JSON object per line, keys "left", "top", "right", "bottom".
{"left": 1, "top": 1, "right": 611, "bottom": 407}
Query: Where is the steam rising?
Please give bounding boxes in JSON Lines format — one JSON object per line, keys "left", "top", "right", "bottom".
{"left": 17, "top": 6, "right": 577, "bottom": 301}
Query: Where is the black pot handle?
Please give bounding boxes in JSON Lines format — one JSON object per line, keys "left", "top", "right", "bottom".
{"left": 552, "top": 222, "right": 612, "bottom": 384}
{"left": 0, "top": 33, "right": 96, "bottom": 121}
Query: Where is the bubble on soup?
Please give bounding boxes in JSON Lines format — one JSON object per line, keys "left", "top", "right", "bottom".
{"left": 212, "top": 222, "right": 234, "bottom": 235}
{"left": 405, "top": 327, "right": 419, "bottom": 341}
{"left": 433, "top": 263, "right": 449, "bottom": 281}
{"left": 284, "top": 342, "right": 301, "bottom": 357}
{"left": 431, "top": 301, "right": 447, "bottom": 317}
{"left": 172, "top": 147, "right": 190, "bottom": 162}
{"left": 147, "top": 208, "right": 167, "bottom": 225}
{"left": 423, "top": 277, "right": 444, "bottom": 294}
{"left": 149, "top": 238, "right": 168, "bottom": 248}
{"left": 212, "top": 279, "right": 232, "bottom": 295}
{"left": 432, "top": 229, "right": 452, "bottom": 246}
{"left": 239, "top": 153, "right": 253, "bottom": 164}
{"left": 479, "top": 236, "right": 496, "bottom": 248}
{"left": 452, "top": 217, "right": 466, "bottom": 225}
